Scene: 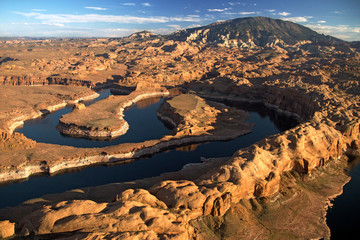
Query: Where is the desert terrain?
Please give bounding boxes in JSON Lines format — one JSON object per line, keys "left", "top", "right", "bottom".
{"left": 0, "top": 17, "right": 359, "bottom": 239}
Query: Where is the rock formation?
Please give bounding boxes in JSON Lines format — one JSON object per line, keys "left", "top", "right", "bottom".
{"left": 0, "top": 220, "right": 14, "bottom": 239}
{"left": 158, "top": 94, "right": 253, "bottom": 138}
{"left": 0, "top": 85, "right": 98, "bottom": 135}
{"left": 0, "top": 16, "right": 359, "bottom": 239}
{"left": 57, "top": 86, "right": 170, "bottom": 139}
{"left": 169, "top": 17, "right": 343, "bottom": 48}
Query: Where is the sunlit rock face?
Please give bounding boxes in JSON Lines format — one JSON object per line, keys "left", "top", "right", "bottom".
{"left": 157, "top": 94, "right": 253, "bottom": 137}
{"left": 0, "top": 16, "right": 359, "bottom": 240}
{"left": 169, "top": 17, "right": 343, "bottom": 48}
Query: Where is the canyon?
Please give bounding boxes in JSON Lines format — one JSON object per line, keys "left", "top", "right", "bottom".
{"left": 0, "top": 17, "right": 359, "bottom": 239}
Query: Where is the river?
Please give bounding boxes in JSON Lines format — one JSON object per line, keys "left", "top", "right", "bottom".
{"left": 2, "top": 89, "right": 352, "bottom": 238}
{"left": 0, "top": 89, "right": 297, "bottom": 209}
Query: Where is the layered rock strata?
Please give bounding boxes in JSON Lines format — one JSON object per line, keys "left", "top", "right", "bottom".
{"left": 0, "top": 220, "right": 15, "bottom": 239}
{"left": 0, "top": 21, "right": 359, "bottom": 238}
{"left": 0, "top": 93, "right": 254, "bottom": 183}
{"left": 0, "top": 80, "right": 358, "bottom": 239}
{"left": 0, "top": 85, "right": 99, "bottom": 135}
{"left": 157, "top": 94, "right": 253, "bottom": 138}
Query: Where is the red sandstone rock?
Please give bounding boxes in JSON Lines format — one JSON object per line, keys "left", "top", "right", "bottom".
{"left": 0, "top": 25, "right": 359, "bottom": 239}
{"left": 0, "top": 220, "right": 15, "bottom": 239}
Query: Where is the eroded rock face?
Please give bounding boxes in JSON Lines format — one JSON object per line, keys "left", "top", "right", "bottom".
{"left": 14, "top": 190, "right": 194, "bottom": 239}
{"left": 1, "top": 86, "right": 359, "bottom": 239}
{"left": 19, "top": 200, "right": 107, "bottom": 235}
{"left": 0, "top": 220, "right": 15, "bottom": 239}
{"left": 170, "top": 17, "right": 342, "bottom": 48}
{"left": 157, "top": 94, "right": 253, "bottom": 138}
{"left": 73, "top": 103, "right": 86, "bottom": 110}
{"left": 1, "top": 78, "right": 357, "bottom": 239}
{"left": 0, "top": 17, "right": 359, "bottom": 240}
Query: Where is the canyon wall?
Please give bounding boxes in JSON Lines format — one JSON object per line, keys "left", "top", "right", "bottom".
{"left": 0, "top": 81, "right": 358, "bottom": 239}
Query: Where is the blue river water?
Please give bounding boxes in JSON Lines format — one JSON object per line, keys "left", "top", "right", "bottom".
{"left": 326, "top": 158, "right": 360, "bottom": 240}
{"left": 0, "top": 90, "right": 297, "bottom": 208}
{"left": 15, "top": 89, "right": 171, "bottom": 147}
{"left": 1, "top": 89, "right": 353, "bottom": 238}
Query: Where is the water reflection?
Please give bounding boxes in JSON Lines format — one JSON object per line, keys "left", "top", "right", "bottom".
{"left": 16, "top": 94, "right": 171, "bottom": 147}
{"left": 136, "top": 97, "right": 162, "bottom": 109}
{"left": 218, "top": 100, "right": 299, "bottom": 132}
{"left": 326, "top": 156, "right": 360, "bottom": 239}
{"left": 1, "top": 108, "right": 284, "bottom": 208}
{"left": 175, "top": 143, "right": 200, "bottom": 152}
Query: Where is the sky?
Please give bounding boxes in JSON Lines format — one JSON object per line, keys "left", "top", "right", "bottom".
{"left": 0, "top": 0, "right": 359, "bottom": 41}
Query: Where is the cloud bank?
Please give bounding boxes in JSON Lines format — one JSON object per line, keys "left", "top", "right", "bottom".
{"left": 306, "top": 24, "right": 360, "bottom": 40}
{"left": 208, "top": 8, "right": 231, "bottom": 12}
{"left": 278, "top": 12, "right": 291, "bottom": 16}
{"left": 13, "top": 11, "right": 201, "bottom": 25}
{"left": 282, "top": 16, "right": 312, "bottom": 23}
{"left": 85, "top": 7, "right": 108, "bottom": 11}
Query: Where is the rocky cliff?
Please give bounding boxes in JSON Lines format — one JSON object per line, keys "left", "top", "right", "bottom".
{"left": 0, "top": 78, "right": 359, "bottom": 239}
{"left": 169, "top": 17, "right": 343, "bottom": 48}
{"left": 157, "top": 94, "right": 253, "bottom": 137}
{"left": 0, "top": 16, "right": 359, "bottom": 239}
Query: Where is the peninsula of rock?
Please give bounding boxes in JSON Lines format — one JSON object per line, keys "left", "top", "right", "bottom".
{"left": 0, "top": 16, "right": 359, "bottom": 239}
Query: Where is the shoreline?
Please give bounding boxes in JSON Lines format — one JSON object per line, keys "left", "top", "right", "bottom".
{"left": 7, "top": 92, "right": 100, "bottom": 134}
{"left": 0, "top": 92, "right": 255, "bottom": 184}
{"left": 0, "top": 86, "right": 359, "bottom": 239}
{"left": 0, "top": 119, "right": 252, "bottom": 184}
{"left": 0, "top": 88, "right": 351, "bottom": 186}
{"left": 56, "top": 90, "right": 170, "bottom": 139}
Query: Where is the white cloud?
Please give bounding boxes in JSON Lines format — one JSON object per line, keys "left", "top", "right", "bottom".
{"left": 265, "top": 9, "right": 276, "bottom": 13}
{"left": 102, "top": 28, "right": 140, "bottom": 36}
{"left": 228, "top": 2, "right": 246, "bottom": 6}
{"left": 167, "top": 24, "right": 182, "bottom": 29}
{"left": 13, "top": 11, "right": 201, "bottom": 25}
{"left": 187, "top": 15, "right": 200, "bottom": 18}
{"left": 194, "top": 10, "right": 200, "bottom": 13}
{"left": 169, "top": 16, "right": 201, "bottom": 22}
{"left": 305, "top": 24, "right": 360, "bottom": 40}
{"left": 142, "top": 3, "right": 152, "bottom": 7}
{"left": 150, "top": 28, "right": 174, "bottom": 35}
{"left": 49, "top": 23, "right": 65, "bottom": 27}
{"left": 318, "top": 20, "right": 326, "bottom": 24}
{"left": 23, "top": 22, "right": 65, "bottom": 27}
{"left": 225, "top": 11, "right": 257, "bottom": 15}
{"left": 239, "top": 11, "right": 256, "bottom": 15}
{"left": 123, "top": 3, "right": 136, "bottom": 6}
{"left": 32, "top": 9, "right": 47, "bottom": 12}
{"left": 282, "top": 16, "right": 310, "bottom": 23}
{"left": 204, "top": 14, "right": 215, "bottom": 19}
{"left": 59, "top": 28, "right": 140, "bottom": 37}
{"left": 85, "top": 7, "right": 108, "bottom": 11}
{"left": 207, "top": 8, "right": 231, "bottom": 12}
{"left": 278, "top": 12, "right": 291, "bottom": 16}
{"left": 186, "top": 24, "right": 201, "bottom": 28}
{"left": 333, "top": 11, "right": 344, "bottom": 14}
{"left": 305, "top": 24, "right": 360, "bottom": 35}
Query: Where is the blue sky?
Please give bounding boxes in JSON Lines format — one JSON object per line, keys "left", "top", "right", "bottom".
{"left": 0, "top": 0, "right": 359, "bottom": 40}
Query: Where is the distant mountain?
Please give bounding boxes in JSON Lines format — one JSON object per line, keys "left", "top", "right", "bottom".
{"left": 127, "top": 31, "right": 159, "bottom": 39}
{"left": 168, "top": 17, "right": 344, "bottom": 48}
